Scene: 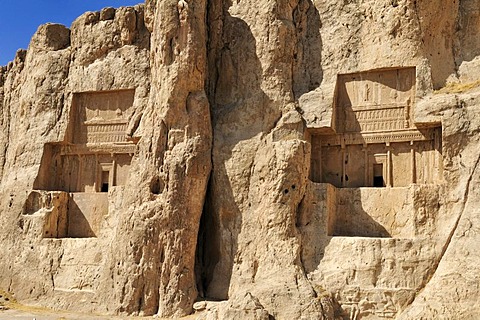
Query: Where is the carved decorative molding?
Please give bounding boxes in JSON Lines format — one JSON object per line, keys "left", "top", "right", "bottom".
{"left": 320, "top": 129, "right": 436, "bottom": 147}
{"left": 60, "top": 143, "right": 136, "bottom": 156}
{"left": 335, "top": 67, "right": 416, "bottom": 133}
{"left": 84, "top": 121, "right": 129, "bottom": 144}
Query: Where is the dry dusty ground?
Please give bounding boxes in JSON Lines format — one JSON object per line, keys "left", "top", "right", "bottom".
{"left": 0, "top": 290, "right": 201, "bottom": 320}
{"left": 0, "top": 304, "right": 200, "bottom": 320}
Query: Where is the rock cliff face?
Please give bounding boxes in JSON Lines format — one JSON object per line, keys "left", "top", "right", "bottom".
{"left": 1, "top": 1, "right": 480, "bottom": 319}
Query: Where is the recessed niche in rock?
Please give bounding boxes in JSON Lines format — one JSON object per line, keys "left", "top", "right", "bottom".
{"left": 311, "top": 67, "right": 442, "bottom": 187}
{"left": 307, "top": 67, "right": 443, "bottom": 238}
{"left": 28, "top": 89, "right": 138, "bottom": 238}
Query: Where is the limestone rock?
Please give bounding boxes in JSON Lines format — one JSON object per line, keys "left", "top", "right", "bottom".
{"left": 29, "top": 24, "right": 70, "bottom": 52}
{"left": 100, "top": 7, "right": 116, "bottom": 21}
{"left": 70, "top": 5, "right": 149, "bottom": 66}
{"left": 0, "top": 3, "right": 153, "bottom": 316}
{"left": 1, "top": 0, "right": 480, "bottom": 319}
{"left": 197, "top": 293, "right": 270, "bottom": 320}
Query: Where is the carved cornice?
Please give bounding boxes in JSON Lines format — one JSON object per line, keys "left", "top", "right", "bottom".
{"left": 319, "top": 128, "right": 437, "bottom": 147}
{"left": 60, "top": 143, "right": 137, "bottom": 155}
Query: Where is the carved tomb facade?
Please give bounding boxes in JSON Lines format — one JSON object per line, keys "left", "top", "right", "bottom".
{"left": 28, "top": 89, "right": 137, "bottom": 238}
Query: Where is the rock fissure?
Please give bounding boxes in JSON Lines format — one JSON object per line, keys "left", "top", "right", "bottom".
{"left": 1, "top": 0, "right": 480, "bottom": 319}
{"left": 419, "top": 152, "right": 480, "bottom": 293}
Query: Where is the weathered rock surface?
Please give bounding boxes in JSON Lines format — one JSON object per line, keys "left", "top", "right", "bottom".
{"left": 1, "top": 0, "right": 480, "bottom": 319}
{"left": 0, "top": 3, "right": 152, "bottom": 315}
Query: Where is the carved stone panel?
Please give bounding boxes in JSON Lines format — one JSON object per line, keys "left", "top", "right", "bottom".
{"left": 68, "top": 89, "right": 135, "bottom": 145}
{"left": 310, "top": 67, "right": 442, "bottom": 188}
{"left": 313, "top": 137, "right": 442, "bottom": 188}
{"left": 31, "top": 89, "right": 140, "bottom": 239}
{"left": 84, "top": 122, "right": 129, "bottom": 144}
{"left": 335, "top": 68, "right": 416, "bottom": 133}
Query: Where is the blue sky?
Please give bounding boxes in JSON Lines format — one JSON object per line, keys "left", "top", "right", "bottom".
{"left": 0, "top": 0, "right": 144, "bottom": 66}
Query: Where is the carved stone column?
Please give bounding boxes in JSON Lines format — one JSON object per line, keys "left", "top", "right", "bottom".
{"left": 363, "top": 143, "right": 369, "bottom": 186}
{"left": 410, "top": 141, "right": 416, "bottom": 184}
{"left": 341, "top": 141, "right": 346, "bottom": 187}
{"left": 386, "top": 142, "right": 392, "bottom": 187}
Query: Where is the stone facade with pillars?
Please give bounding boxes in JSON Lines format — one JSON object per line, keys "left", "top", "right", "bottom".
{"left": 300, "top": 67, "right": 446, "bottom": 319}
{"left": 28, "top": 89, "right": 138, "bottom": 238}
{"left": 310, "top": 67, "right": 442, "bottom": 188}
{"left": 307, "top": 66, "right": 444, "bottom": 239}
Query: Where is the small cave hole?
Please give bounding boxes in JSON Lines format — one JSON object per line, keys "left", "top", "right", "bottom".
{"left": 291, "top": 185, "right": 296, "bottom": 190}
{"left": 284, "top": 189, "right": 289, "bottom": 194}
{"left": 150, "top": 176, "right": 163, "bottom": 195}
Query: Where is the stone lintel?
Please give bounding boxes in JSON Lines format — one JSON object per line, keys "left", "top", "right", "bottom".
{"left": 318, "top": 128, "right": 438, "bottom": 147}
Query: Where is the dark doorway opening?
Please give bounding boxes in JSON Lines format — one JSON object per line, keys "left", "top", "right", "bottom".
{"left": 373, "top": 164, "right": 385, "bottom": 187}
{"left": 101, "top": 171, "right": 109, "bottom": 192}
{"left": 101, "top": 183, "right": 109, "bottom": 192}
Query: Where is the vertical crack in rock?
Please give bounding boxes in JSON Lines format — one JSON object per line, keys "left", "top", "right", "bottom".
{"left": 2, "top": 0, "right": 480, "bottom": 319}
{"left": 194, "top": 176, "right": 220, "bottom": 300}
{"left": 410, "top": 153, "right": 480, "bottom": 302}
{"left": 202, "top": 0, "right": 330, "bottom": 318}
{"left": 100, "top": 0, "right": 213, "bottom": 317}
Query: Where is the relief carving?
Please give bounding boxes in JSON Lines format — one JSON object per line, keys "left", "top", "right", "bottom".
{"left": 30, "top": 89, "right": 139, "bottom": 238}
{"left": 337, "top": 68, "right": 416, "bottom": 133}
{"left": 334, "top": 285, "right": 420, "bottom": 320}
{"left": 71, "top": 90, "right": 134, "bottom": 145}
{"left": 311, "top": 67, "right": 442, "bottom": 190}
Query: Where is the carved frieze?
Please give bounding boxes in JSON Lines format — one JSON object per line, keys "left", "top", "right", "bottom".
{"left": 84, "top": 122, "right": 129, "bottom": 144}
{"left": 309, "top": 67, "right": 443, "bottom": 189}
{"left": 69, "top": 89, "right": 135, "bottom": 146}
{"left": 320, "top": 128, "right": 437, "bottom": 147}
{"left": 336, "top": 67, "right": 416, "bottom": 133}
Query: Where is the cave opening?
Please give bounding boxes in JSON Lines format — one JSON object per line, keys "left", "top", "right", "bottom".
{"left": 194, "top": 178, "right": 222, "bottom": 300}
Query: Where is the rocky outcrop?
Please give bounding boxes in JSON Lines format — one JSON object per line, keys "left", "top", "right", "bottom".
{"left": 0, "top": 4, "right": 151, "bottom": 314}
{"left": 201, "top": 1, "right": 325, "bottom": 318}
{"left": 1, "top": 1, "right": 480, "bottom": 319}
{"left": 99, "top": 0, "right": 212, "bottom": 317}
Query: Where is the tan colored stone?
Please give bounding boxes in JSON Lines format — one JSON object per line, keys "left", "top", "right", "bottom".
{"left": 0, "top": 3, "right": 153, "bottom": 317}
{"left": 100, "top": 7, "right": 116, "bottom": 21}
{"left": 29, "top": 23, "right": 70, "bottom": 52}
{"left": 1, "top": 0, "right": 480, "bottom": 319}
